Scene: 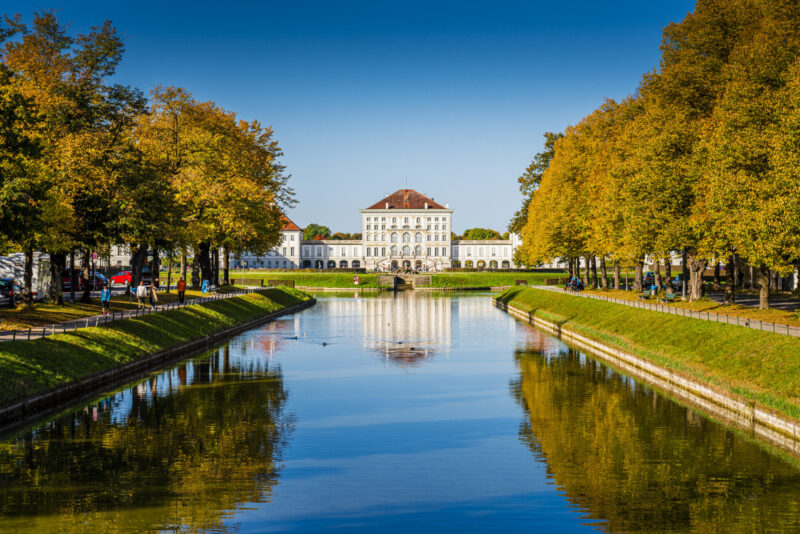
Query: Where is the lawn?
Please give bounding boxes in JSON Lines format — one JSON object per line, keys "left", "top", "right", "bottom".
{"left": 0, "top": 288, "right": 233, "bottom": 331}
{"left": 497, "top": 286, "right": 800, "bottom": 420}
{"left": 429, "top": 272, "right": 561, "bottom": 288}
{"left": 0, "top": 287, "right": 311, "bottom": 406}
{"left": 583, "top": 288, "right": 800, "bottom": 327}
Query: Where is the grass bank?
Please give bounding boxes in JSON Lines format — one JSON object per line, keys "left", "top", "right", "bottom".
{"left": 0, "top": 287, "right": 311, "bottom": 407}
{"left": 497, "top": 287, "right": 800, "bottom": 419}
{"left": 224, "top": 272, "right": 388, "bottom": 288}
{"left": 429, "top": 272, "right": 558, "bottom": 288}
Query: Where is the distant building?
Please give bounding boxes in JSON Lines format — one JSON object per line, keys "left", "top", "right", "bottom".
{"left": 232, "top": 189, "right": 522, "bottom": 270}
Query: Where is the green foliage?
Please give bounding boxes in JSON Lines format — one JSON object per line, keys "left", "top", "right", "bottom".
{"left": 461, "top": 228, "right": 501, "bottom": 240}
{"left": 303, "top": 223, "right": 331, "bottom": 241}
{"left": 509, "top": 132, "right": 563, "bottom": 234}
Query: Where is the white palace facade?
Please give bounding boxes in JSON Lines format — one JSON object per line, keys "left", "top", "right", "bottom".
{"left": 232, "top": 189, "right": 522, "bottom": 271}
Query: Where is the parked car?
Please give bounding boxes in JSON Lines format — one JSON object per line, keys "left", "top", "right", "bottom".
{"left": 110, "top": 268, "right": 153, "bottom": 286}
{"left": 672, "top": 273, "right": 685, "bottom": 289}
{"left": 61, "top": 269, "right": 110, "bottom": 291}
{"left": 0, "top": 278, "right": 20, "bottom": 308}
{"left": 643, "top": 271, "right": 656, "bottom": 287}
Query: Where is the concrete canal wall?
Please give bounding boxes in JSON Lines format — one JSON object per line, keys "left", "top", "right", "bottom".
{"left": 495, "top": 297, "right": 800, "bottom": 457}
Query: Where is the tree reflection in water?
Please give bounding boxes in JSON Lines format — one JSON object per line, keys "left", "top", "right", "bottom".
{"left": 0, "top": 344, "right": 292, "bottom": 532}
{"left": 511, "top": 330, "right": 800, "bottom": 533}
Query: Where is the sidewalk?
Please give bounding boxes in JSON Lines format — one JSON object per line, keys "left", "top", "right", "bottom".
{"left": 531, "top": 285, "right": 800, "bottom": 338}
{"left": 0, "top": 288, "right": 261, "bottom": 342}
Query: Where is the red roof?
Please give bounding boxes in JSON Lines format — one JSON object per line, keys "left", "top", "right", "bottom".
{"left": 312, "top": 235, "right": 326, "bottom": 240}
{"left": 281, "top": 215, "right": 302, "bottom": 231}
{"left": 366, "top": 189, "right": 446, "bottom": 210}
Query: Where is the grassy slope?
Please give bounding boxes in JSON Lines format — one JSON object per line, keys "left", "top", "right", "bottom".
{"left": 0, "top": 287, "right": 311, "bottom": 406}
{"left": 429, "top": 272, "right": 559, "bottom": 287}
{"left": 497, "top": 287, "right": 800, "bottom": 419}
{"left": 0, "top": 288, "right": 226, "bottom": 331}
{"left": 196, "top": 271, "right": 565, "bottom": 288}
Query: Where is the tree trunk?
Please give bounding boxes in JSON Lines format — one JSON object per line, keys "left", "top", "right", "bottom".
{"left": 150, "top": 246, "right": 160, "bottom": 288}
{"left": 212, "top": 246, "right": 220, "bottom": 286}
{"left": 22, "top": 246, "right": 34, "bottom": 309}
{"left": 771, "top": 270, "right": 779, "bottom": 292}
{"left": 166, "top": 254, "right": 173, "bottom": 294}
{"left": 687, "top": 256, "right": 709, "bottom": 302}
{"left": 599, "top": 257, "right": 608, "bottom": 289}
{"left": 180, "top": 247, "right": 188, "bottom": 281}
{"left": 69, "top": 251, "right": 76, "bottom": 302}
{"left": 131, "top": 244, "right": 148, "bottom": 289}
{"left": 613, "top": 260, "right": 620, "bottom": 290}
{"left": 191, "top": 247, "right": 200, "bottom": 289}
{"left": 582, "top": 256, "right": 591, "bottom": 288}
{"left": 724, "top": 254, "right": 736, "bottom": 305}
{"left": 633, "top": 261, "right": 644, "bottom": 292}
{"left": 80, "top": 248, "right": 92, "bottom": 303}
{"left": 222, "top": 246, "right": 230, "bottom": 285}
{"left": 757, "top": 266, "right": 770, "bottom": 310}
{"left": 655, "top": 260, "right": 662, "bottom": 293}
{"left": 574, "top": 257, "right": 581, "bottom": 280}
{"left": 48, "top": 252, "right": 66, "bottom": 305}
{"left": 664, "top": 258, "right": 673, "bottom": 293}
{"left": 713, "top": 263, "right": 722, "bottom": 291}
{"left": 197, "top": 242, "right": 212, "bottom": 284}
{"left": 590, "top": 256, "right": 598, "bottom": 289}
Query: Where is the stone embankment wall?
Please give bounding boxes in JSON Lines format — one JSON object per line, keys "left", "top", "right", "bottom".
{"left": 494, "top": 298, "right": 800, "bottom": 457}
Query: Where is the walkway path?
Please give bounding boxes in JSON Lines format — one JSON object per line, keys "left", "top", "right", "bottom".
{"left": 706, "top": 291, "right": 800, "bottom": 311}
{"left": 532, "top": 285, "right": 800, "bottom": 338}
{"left": 0, "top": 288, "right": 262, "bottom": 343}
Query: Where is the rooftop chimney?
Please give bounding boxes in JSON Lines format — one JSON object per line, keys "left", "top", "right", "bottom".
{"left": 424, "top": 202, "right": 428, "bottom": 209}
{"left": 385, "top": 202, "right": 389, "bottom": 209}
{"left": 445, "top": 202, "right": 450, "bottom": 209}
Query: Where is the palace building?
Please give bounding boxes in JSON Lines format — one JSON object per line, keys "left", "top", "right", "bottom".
{"left": 232, "top": 189, "right": 521, "bottom": 270}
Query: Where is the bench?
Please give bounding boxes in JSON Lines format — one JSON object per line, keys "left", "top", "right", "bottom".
{"left": 660, "top": 292, "right": 677, "bottom": 304}
{"left": 637, "top": 292, "right": 651, "bottom": 301}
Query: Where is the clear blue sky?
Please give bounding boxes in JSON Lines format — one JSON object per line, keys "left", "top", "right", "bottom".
{"left": 11, "top": 0, "right": 695, "bottom": 233}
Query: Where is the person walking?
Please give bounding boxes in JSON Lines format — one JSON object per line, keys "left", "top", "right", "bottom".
{"left": 100, "top": 283, "right": 111, "bottom": 316}
{"left": 177, "top": 277, "right": 187, "bottom": 304}
{"left": 149, "top": 280, "right": 158, "bottom": 309}
{"left": 136, "top": 281, "right": 147, "bottom": 309}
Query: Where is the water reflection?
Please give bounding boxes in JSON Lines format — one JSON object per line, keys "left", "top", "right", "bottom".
{"left": 511, "top": 329, "right": 800, "bottom": 533}
{"left": 0, "top": 345, "right": 292, "bottom": 533}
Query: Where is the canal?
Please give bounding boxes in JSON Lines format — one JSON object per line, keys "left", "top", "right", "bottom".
{"left": 1, "top": 292, "right": 800, "bottom": 532}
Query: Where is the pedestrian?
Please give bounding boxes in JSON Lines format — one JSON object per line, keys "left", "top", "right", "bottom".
{"left": 177, "top": 277, "right": 187, "bottom": 304}
{"left": 149, "top": 280, "right": 158, "bottom": 309}
{"left": 201, "top": 279, "right": 210, "bottom": 294}
{"left": 136, "top": 281, "right": 147, "bottom": 309}
{"left": 100, "top": 283, "right": 111, "bottom": 316}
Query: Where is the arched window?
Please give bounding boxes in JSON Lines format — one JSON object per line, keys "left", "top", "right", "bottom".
{"left": 327, "top": 260, "right": 336, "bottom": 268}
{"left": 366, "top": 234, "right": 371, "bottom": 241}
{"left": 402, "top": 233, "right": 410, "bottom": 243}
{"left": 352, "top": 260, "right": 360, "bottom": 268}
{"left": 415, "top": 232, "right": 422, "bottom": 242}
{"left": 402, "top": 245, "right": 410, "bottom": 256}
{"left": 392, "top": 217, "right": 397, "bottom": 224}
{"left": 501, "top": 260, "right": 510, "bottom": 269}
{"left": 415, "top": 246, "right": 422, "bottom": 256}
{"left": 391, "top": 245, "right": 398, "bottom": 256}
{"left": 489, "top": 260, "right": 498, "bottom": 269}
{"left": 391, "top": 232, "right": 398, "bottom": 243}
{"left": 339, "top": 260, "right": 348, "bottom": 268}
{"left": 416, "top": 217, "right": 420, "bottom": 223}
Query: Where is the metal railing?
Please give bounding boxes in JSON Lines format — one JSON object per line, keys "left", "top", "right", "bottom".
{"left": 531, "top": 285, "right": 800, "bottom": 338}
{"left": 0, "top": 288, "right": 264, "bottom": 343}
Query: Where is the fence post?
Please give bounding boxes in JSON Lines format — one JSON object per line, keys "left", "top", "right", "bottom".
{"left": 12, "top": 331, "right": 15, "bottom": 341}
{"left": 28, "top": 328, "right": 31, "bottom": 340}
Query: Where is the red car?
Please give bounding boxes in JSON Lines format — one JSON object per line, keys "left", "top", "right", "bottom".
{"left": 110, "top": 268, "right": 153, "bottom": 286}
{"left": 110, "top": 270, "right": 132, "bottom": 285}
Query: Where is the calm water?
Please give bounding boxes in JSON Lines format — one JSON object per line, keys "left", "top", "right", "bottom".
{"left": 1, "top": 292, "right": 800, "bottom": 532}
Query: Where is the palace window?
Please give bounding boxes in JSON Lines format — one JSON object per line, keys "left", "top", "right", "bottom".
{"left": 402, "top": 245, "right": 410, "bottom": 256}
{"left": 267, "top": 260, "right": 272, "bottom": 268}
{"left": 392, "top": 217, "right": 397, "bottom": 224}
{"left": 391, "top": 246, "right": 397, "bottom": 256}
{"left": 366, "top": 234, "right": 371, "bottom": 241}
{"left": 416, "top": 217, "right": 420, "bottom": 223}
{"left": 426, "top": 247, "right": 431, "bottom": 256}
{"left": 290, "top": 234, "right": 295, "bottom": 241}
{"left": 434, "top": 248, "right": 439, "bottom": 256}
{"left": 442, "top": 247, "right": 447, "bottom": 256}
{"left": 435, "top": 225, "right": 439, "bottom": 230}
{"left": 427, "top": 224, "right": 431, "bottom": 230}
{"left": 366, "top": 248, "right": 371, "bottom": 256}
{"left": 404, "top": 217, "right": 409, "bottom": 223}
{"left": 427, "top": 234, "right": 431, "bottom": 241}
{"left": 402, "top": 233, "right": 410, "bottom": 243}
{"left": 290, "top": 247, "right": 294, "bottom": 255}
{"left": 415, "top": 232, "right": 422, "bottom": 242}
{"left": 442, "top": 224, "right": 447, "bottom": 231}
{"left": 415, "top": 246, "right": 422, "bottom": 255}
{"left": 341, "top": 248, "right": 346, "bottom": 256}
{"left": 366, "top": 224, "right": 370, "bottom": 230}
{"left": 381, "top": 224, "right": 385, "bottom": 230}
{"left": 282, "top": 247, "right": 286, "bottom": 255}
{"left": 381, "top": 247, "right": 385, "bottom": 256}
{"left": 391, "top": 232, "right": 398, "bottom": 243}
